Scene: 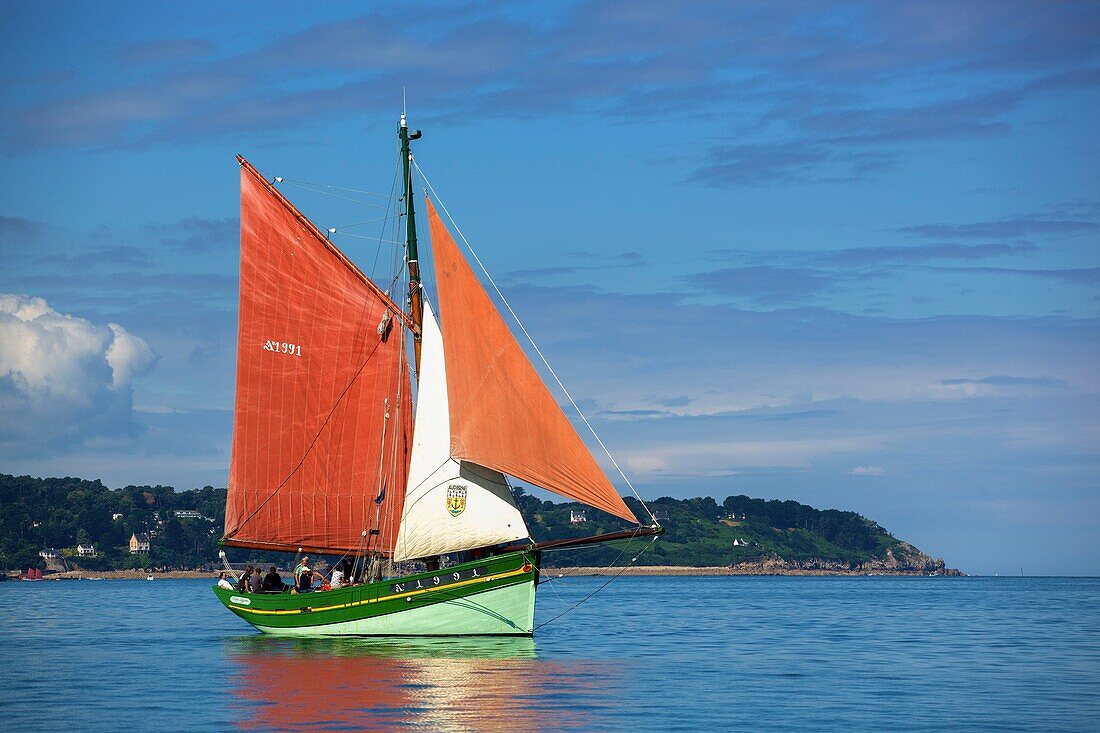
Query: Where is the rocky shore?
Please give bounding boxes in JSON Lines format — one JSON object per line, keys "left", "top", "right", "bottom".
{"left": 550, "top": 543, "right": 964, "bottom": 577}
{"left": 37, "top": 569, "right": 215, "bottom": 581}
{"left": 547, "top": 564, "right": 963, "bottom": 576}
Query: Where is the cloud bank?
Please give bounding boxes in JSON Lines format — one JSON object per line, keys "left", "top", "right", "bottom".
{"left": 0, "top": 294, "right": 157, "bottom": 455}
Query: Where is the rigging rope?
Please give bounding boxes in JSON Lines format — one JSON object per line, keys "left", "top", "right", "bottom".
{"left": 276, "top": 179, "right": 390, "bottom": 210}
{"left": 328, "top": 213, "right": 400, "bottom": 231}
{"left": 534, "top": 534, "right": 659, "bottom": 630}
{"left": 274, "top": 177, "right": 393, "bottom": 198}
{"left": 412, "top": 160, "right": 659, "bottom": 527}
{"left": 370, "top": 161, "right": 401, "bottom": 283}
{"left": 332, "top": 231, "right": 403, "bottom": 244}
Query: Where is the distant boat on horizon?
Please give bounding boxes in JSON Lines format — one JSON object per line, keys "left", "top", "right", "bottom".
{"left": 212, "top": 112, "right": 662, "bottom": 636}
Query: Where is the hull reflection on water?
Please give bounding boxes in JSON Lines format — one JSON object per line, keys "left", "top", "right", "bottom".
{"left": 226, "top": 636, "right": 610, "bottom": 732}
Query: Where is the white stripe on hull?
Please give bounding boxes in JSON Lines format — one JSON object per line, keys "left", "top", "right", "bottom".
{"left": 252, "top": 578, "right": 536, "bottom": 637}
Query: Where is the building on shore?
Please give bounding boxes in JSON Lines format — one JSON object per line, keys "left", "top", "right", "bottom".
{"left": 38, "top": 548, "right": 67, "bottom": 572}
{"left": 129, "top": 533, "right": 151, "bottom": 554}
{"left": 76, "top": 543, "right": 97, "bottom": 557}
{"left": 570, "top": 510, "right": 587, "bottom": 524}
{"left": 173, "top": 510, "right": 212, "bottom": 521}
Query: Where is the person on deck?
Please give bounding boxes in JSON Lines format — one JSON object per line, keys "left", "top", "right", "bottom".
{"left": 217, "top": 572, "right": 234, "bottom": 590}
{"left": 238, "top": 565, "right": 254, "bottom": 593}
{"left": 252, "top": 567, "right": 265, "bottom": 593}
{"left": 329, "top": 562, "right": 346, "bottom": 589}
{"left": 294, "top": 556, "right": 322, "bottom": 593}
{"left": 262, "top": 566, "right": 286, "bottom": 593}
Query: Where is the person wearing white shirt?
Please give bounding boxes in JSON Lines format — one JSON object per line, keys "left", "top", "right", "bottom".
{"left": 330, "top": 566, "right": 345, "bottom": 589}
{"left": 217, "top": 572, "right": 234, "bottom": 590}
{"left": 330, "top": 560, "right": 352, "bottom": 589}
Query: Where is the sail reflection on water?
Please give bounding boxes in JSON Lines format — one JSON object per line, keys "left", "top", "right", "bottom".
{"left": 225, "top": 637, "right": 609, "bottom": 731}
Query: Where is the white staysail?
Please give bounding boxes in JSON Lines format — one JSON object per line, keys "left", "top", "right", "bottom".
{"left": 393, "top": 301, "right": 529, "bottom": 562}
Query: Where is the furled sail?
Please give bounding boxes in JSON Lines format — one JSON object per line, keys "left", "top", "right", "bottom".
{"left": 224, "top": 157, "right": 413, "bottom": 554}
{"left": 426, "top": 199, "right": 639, "bottom": 523}
{"left": 393, "top": 301, "right": 530, "bottom": 561}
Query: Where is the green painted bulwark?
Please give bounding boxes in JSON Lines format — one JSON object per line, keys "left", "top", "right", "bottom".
{"left": 213, "top": 550, "right": 539, "bottom": 636}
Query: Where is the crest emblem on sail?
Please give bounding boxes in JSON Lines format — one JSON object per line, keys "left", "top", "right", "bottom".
{"left": 426, "top": 199, "right": 638, "bottom": 524}
{"left": 224, "top": 158, "right": 413, "bottom": 555}
{"left": 446, "top": 486, "right": 467, "bottom": 517}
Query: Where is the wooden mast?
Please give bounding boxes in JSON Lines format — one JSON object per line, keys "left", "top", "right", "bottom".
{"left": 400, "top": 113, "right": 424, "bottom": 378}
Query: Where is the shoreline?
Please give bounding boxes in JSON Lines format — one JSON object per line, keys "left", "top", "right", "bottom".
{"left": 545, "top": 565, "right": 958, "bottom": 577}
{"left": 20, "top": 566, "right": 960, "bottom": 581}
{"left": 32, "top": 570, "right": 216, "bottom": 581}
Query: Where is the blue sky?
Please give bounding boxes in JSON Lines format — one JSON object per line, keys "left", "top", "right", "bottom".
{"left": 1, "top": 1, "right": 1097, "bottom": 575}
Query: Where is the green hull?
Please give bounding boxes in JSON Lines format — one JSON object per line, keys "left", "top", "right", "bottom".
{"left": 213, "top": 550, "right": 539, "bottom": 637}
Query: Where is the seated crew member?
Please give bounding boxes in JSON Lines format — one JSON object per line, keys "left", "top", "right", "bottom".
{"left": 251, "top": 566, "right": 265, "bottom": 593}
{"left": 329, "top": 561, "right": 347, "bottom": 590}
{"left": 217, "top": 572, "right": 234, "bottom": 590}
{"left": 262, "top": 566, "right": 287, "bottom": 593}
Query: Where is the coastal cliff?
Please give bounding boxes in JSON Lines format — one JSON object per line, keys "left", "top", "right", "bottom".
{"left": 549, "top": 540, "right": 964, "bottom": 576}
{"left": 723, "top": 543, "right": 962, "bottom": 575}
{"left": 516, "top": 492, "right": 964, "bottom": 575}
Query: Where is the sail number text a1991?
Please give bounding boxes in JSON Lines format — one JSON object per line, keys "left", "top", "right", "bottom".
{"left": 263, "top": 340, "right": 302, "bottom": 356}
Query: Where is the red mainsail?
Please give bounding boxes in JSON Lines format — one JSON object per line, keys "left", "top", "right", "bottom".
{"left": 427, "top": 199, "right": 638, "bottom": 523}
{"left": 224, "top": 157, "right": 413, "bottom": 554}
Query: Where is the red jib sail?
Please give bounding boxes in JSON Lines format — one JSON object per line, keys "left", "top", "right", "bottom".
{"left": 427, "top": 199, "right": 639, "bottom": 523}
{"left": 224, "top": 157, "right": 413, "bottom": 554}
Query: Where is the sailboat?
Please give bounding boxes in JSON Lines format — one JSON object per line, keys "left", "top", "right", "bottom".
{"left": 212, "top": 114, "right": 662, "bottom": 636}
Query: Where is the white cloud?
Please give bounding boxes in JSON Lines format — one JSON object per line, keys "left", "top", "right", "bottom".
{"left": 618, "top": 437, "right": 882, "bottom": 479}
{"left": 851, "top": 465, "right": 886, "bottom": 475}
{"left": 0, "top": 294, "right": 157, "bottom": 455}
{"left": 106, "top": 322, "right": 157, "bottom": 389}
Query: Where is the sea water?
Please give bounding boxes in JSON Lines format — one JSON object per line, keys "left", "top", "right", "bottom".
{"left": 0, "top": 576, "right": 1096, "bottom": 732}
